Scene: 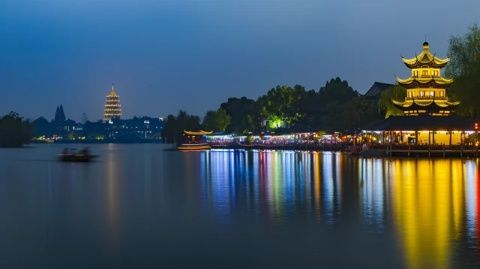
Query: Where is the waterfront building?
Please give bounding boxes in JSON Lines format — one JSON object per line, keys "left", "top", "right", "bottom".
{"left": 106, "top": 117, "right": 164, "bottom": 141}
{"left": 363, "top": 42, "right": 475, "bottom": 146}
{"left": 103, "top": 84, "right": 122, "bottom": 122}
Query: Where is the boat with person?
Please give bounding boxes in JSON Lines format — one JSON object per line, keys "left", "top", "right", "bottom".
{"left": 58, "top": 148, "right": 98, "bottom": 162}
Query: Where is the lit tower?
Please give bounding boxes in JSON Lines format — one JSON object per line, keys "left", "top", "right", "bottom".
{"left": 393, "top": 42, "right": 459, "bottom": 116}
{"left": 103, "top": 84, "right": 122, "bottom": 121}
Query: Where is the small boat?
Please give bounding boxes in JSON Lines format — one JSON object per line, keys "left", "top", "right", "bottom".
{"left": 58, "top": 148, "right": 97, "bottom": 162}
{"left": 58, "top": 153, "right": 98, "bottom": 162}
{"left": 177, "top": 143, "right": 211, "bottom": 151}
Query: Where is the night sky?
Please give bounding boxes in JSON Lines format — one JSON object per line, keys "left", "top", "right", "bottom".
{"left": 0, "top": 0, "right": 479, "bottom": 121}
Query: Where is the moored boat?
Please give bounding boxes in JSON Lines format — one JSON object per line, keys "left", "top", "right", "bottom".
{"left": 177, "top": 143, "right": 211, "bottom": 151}
{"left": 177, "top": 130, "right": 213, "bottom": 151}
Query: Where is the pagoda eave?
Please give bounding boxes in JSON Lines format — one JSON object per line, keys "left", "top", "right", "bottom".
{"left": 393, "top": 99, "right": 459, "bottom": 112}
{"left": 396, "top": 77, "right": 453, "bottom": 89}
{"left": 403, "top": 61, "right": 448, "bottom": 69}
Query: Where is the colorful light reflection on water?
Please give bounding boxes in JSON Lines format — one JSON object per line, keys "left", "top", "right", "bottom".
{"left": 2, "top": 145, "right": 480, "bottom": 268}
{"left": 196, "top": 149, "right": 480, "bottom": 268}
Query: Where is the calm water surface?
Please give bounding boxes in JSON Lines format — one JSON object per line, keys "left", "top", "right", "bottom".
{"left": 0, "top": 144, "right": 479, "bottom": 268}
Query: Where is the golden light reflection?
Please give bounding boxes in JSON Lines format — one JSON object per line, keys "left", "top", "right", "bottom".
{"left": 105, "top": 143, "right": 120, "bottom": 247}
{"left": 312, "top": 152, "right": 321, "bottom": 217}
{"left": 389, "top": 159, "right": 466, "bottom": 269}
{"left": 201, "top": 151, "right": 480, "bottom": 268}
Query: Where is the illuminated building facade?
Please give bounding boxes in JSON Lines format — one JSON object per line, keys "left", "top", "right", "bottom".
{"left": 393, "top": 42, "right": 459, "bottom": 116}
{"left": 103, "top": 84, "right": 122, "bottom": 122}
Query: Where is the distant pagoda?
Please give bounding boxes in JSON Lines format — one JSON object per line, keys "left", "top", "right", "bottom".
{"left": 103, "top": 84, "right": 122, "bottom": 121}
{"left": 393, "top": 42, "right": 459, "bottom": 116}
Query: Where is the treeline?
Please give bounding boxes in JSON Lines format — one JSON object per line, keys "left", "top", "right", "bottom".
{"left": 163, "top": 24, "right": 480, "bottom": 143}
{"left": 162, "top": 78, "right": 383, "bottom": 143}
{"left": 447, "top": 24, "right": 480, "bottom": 118}
{"left": 0, "top": 112, "right": 33, "bottom": 147}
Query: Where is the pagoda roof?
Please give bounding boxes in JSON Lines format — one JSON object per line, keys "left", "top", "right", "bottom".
{"left": 396, "top": 76, "right": 453, "bottom": 88}
{"left": 364, "top": 115, "right": 475, "bottom": 131}
{"left": 401, "top": 42, "right": 449, "bottom": 68}
{"left": 392, "top": 98, "right": 459, "bottom": 110}
{"left": 106, "top": 84, "right": 119, "bottom": 97}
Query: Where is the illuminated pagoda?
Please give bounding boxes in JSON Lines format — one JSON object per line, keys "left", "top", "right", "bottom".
{"left": 362, "top": 42, "right": 476, "bottom": 148}
{"left": 393, "top": 42, "right": 459, "bottom": 116}
{"left": 103, "top": 84, "right": 122, "bottom": 122}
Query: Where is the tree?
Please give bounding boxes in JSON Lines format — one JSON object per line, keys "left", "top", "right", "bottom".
{"left": 318, "top": 77, "right": 359, "bottom": 105}
{"left": 446, "top": 24, "right": 480, "bottom": 118}
{"left": 202, "top": 109, "right": 231, "bottom": 132}
{"left": 33, "top": 117, "right": 53, "bottom": 137}
{"left": 161, "top": 111, "right": 201, "bottom": 144}
{"left": 220, "top": 97, "right": 259, "bottom": 134}
{"left": 257, "top": 85, "right": 307, "bottom": 130}
{"left": 446, "top": 24, "right": 480, "bottom": 77}
{"left": 339, "top": 97, "right": 381, "bottom": 131}
{"left": 378, "top": 85, "right": 406, "bottom": 118}
{"left": 314, "top": 78, "right": 360, "bottom": 131}
{"left": 0, "top": 112, "right": 33, "bottom": 147}
{"left": 296, "top": 89, "right": 321, "bottom": 128}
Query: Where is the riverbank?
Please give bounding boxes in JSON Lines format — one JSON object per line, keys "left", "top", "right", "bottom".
{"left": 210, "top": 143, "right": 480, "bottom": 158}
{"left": 211, "top": 143, "right": 349, "bottom": 152}
{"left": 32, "top": 139, "right": 163, "bottom": 144}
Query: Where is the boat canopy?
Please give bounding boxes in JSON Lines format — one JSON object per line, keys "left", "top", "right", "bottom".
{"left": 183, "top": 130, "right": 214, "bottom": 136}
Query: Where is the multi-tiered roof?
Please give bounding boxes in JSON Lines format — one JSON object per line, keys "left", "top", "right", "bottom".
{"left": 103, "top": 84, "right": 122, "bottom": 121}
{"left": 393, "top": 42, "right": 459, "bottom": 116}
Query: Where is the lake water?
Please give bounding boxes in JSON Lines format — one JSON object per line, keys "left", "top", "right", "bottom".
{"left": 0, "top": 144, "right": 479, "bottom": 268}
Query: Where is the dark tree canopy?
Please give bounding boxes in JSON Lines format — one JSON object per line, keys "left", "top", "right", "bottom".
{"left": 202, "top": 109, "right": 231, "bottom": 132}
{"left": 318, "top": 77, "right": 359, "bottom": 105}
{"left": 220, "top": 97, "right": 259, "bottom": 134}
{"left": 0, "top": 112, "right": 33, "bottom": 147}
{"left": 162, "top": 110, "right": 201, "bottom": 144}
{"left": 446, "top": 24, "right": 480, "bottom": 118}
{"left": 160, "top": 77, "right": 394, "bottom": 136}
{"left": 446, "top": 24, "right": 480, "bottom": 78}
{"left": 257, "top": 85, "right": 307, "bottom": 129}
{"left": 378, "top": 85, "right": 406, "bottom": 118}
{"left": 213, "top": 77, "right": 382, "bottom": 133}
{"left": 313, "top": 78, "right": 361, "bottom": 131}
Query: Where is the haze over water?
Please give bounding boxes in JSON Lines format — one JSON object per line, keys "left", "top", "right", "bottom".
{"left": 0, "top": 144, "right": 479, "bottom": 268}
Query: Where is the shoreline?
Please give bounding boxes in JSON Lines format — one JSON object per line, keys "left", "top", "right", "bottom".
{"left": 26, "top": 142, "right": 480, "bottom": 158}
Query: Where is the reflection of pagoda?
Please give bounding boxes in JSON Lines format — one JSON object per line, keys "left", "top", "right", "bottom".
{"left": 393, "top": 42, "right": 459, "bottom": 116}
{"left": 103, "top": 84, "right": 122, "bottom": 122}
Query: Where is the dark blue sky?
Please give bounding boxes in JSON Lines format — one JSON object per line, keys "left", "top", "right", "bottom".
{"left": 0, "top": 0, "right": 478, "bottom": 121}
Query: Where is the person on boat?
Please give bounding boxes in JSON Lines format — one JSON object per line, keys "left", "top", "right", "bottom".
{"left": 79, "top": 147, "right": 90, "bottom": 156}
